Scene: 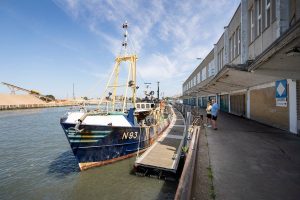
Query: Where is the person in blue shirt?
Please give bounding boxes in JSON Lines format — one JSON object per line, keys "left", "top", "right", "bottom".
{"left": 211, "top": 99, "right": 219, "bottom": 130}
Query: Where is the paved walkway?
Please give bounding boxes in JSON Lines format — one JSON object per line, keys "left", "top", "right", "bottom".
{"left": 192, "top": 109, "right": 300, "bottom": 200}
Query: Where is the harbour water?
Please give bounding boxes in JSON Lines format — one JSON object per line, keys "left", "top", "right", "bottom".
{"left": 0, "top": 107, "right": 177, "bottom": 200}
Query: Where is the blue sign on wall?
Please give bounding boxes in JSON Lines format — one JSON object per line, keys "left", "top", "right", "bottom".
{"left": 275, "top": 80, "right": 287, "bottom": 98}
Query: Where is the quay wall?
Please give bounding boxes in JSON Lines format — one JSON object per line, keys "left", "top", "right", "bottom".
{"left": 0, "top": 94, "right": 78, "bottom": 111}
{"left": 0, "top": 103, "right": 77, "bottom": 111}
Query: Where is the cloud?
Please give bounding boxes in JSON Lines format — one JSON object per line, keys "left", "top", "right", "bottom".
{"left": 138, "top": 53, "right": 175, "bottom": 80}
{"left": 54, "top": 0, "right": 165, "bottom": 54}
{"left": 53, "top": 0, "right": 240, "bottom": 96}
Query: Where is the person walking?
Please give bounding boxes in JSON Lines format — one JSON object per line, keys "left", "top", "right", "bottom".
{"left": 205, "top": 101, "right": 212, "bottom": 127}
{"left": 211, "top": 99, "right": 219, "bottom": 130}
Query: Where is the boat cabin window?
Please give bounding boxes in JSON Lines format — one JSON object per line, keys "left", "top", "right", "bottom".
{"left": 141, "top": 104, "right": 145, "bottom": 109}
{"left": 136, "top": 104, "right": 140, "bottom": 109}
{"left": 151, "top": 104, "right": 155, "bottom": 108}
{"left": 146, "top": 104, "right": 150, "bottom": 108}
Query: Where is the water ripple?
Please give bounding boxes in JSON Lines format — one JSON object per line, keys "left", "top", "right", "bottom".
{"left": 48, "top": 151, "right": 80, "bottom": 177}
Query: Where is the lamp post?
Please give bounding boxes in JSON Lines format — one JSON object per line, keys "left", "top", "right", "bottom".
{"left": 157, "top": 81, "right": 160, "bottom": 100}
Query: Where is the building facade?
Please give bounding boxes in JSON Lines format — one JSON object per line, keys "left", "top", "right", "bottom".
{"left": 182, "top": 0, "right": 300, "bottom": 134}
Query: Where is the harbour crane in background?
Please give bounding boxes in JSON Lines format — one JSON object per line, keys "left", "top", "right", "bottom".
{"left": 1, "top": 82, "right": 54, "bottom": 102}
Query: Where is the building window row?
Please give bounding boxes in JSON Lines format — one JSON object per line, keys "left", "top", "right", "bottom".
{"left": 249, "top": 0, "right": 275, "bottom": 43}
{"left": 183, "top": 64, "right": 211, "bottom": 92}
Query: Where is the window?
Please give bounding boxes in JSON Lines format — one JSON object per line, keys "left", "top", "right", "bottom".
{"left": 250, "top": 6, "right": 254, "bottom": 42}
{"left": 217, "top": 52, "right": 220, "bottom": 71}
{"left": 232, "top": 36, "right": 234, "bottom": 59}
{"left": 265, "top": 0, "right": 271, "bottom": 28}
{"left": 257, "top": 0, "right": 262, "bottom": 36}
{"left": 208, "top": 61, "right": 215, "bottom": 77}
{"left": 221, "top": 49, "right": 223, "bottom": 68}
{"left": 230, "top": 35, "right": 234, "bottom": 61}
{"left": 229, "top": 37, "right": 232, "bottom": 61}
{"left": 233, "top": 32, "right": 236, "bottom": 58}
{"left": 237, "top": 27, "right": 241, "bottom": 55}
{"left": 217, "top": 48, "right": 224, "bottom": 71}
{"left": 197, "top": 72, "right": 201, "bottom": 83}
{"left": 217, "top": 51, "right": 220, "bottom": 71}
{"left": 201, "top": 67, "right": 207, "bottom": 81}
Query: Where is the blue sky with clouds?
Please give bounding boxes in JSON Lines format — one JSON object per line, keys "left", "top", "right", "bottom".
{"left": 0, "top": 0, "right": 240, "bottom": 99}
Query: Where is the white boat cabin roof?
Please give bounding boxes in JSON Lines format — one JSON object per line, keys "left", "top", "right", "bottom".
{"left": 64, "top": 112, "right": 132, "bottom": 127}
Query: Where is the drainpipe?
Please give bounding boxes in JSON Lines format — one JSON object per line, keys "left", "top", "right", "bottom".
{"left": 246, "top": 89, "right": 251, "bottom": 119}
{"left": 288, "top": 79, "right": 297, "bottom": 134}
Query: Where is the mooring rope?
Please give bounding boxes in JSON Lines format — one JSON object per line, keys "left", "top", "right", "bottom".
{"left": 136, "top": 126, "right": 142, "bottom": 159}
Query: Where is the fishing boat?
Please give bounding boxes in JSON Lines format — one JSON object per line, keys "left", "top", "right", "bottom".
{"left": 60, "top": 22, "right": 173, "bottom": 170}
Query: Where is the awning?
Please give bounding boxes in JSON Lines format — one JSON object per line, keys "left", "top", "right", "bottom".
{"left": 187, "top": 65, "right": 278, "bottom": 96}
{"left": 204, "top": 65, "right": 278, "bottom": 94}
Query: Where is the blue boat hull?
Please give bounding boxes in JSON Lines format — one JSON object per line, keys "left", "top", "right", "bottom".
{"left": 60, "top": 120, "right": 170, "bottom": 170}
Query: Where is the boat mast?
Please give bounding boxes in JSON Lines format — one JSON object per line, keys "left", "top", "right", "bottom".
{"left": 98, "top": 21, "right": 137, "bottom": 112}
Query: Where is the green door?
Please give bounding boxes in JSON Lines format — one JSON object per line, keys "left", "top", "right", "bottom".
{"left": 220, "top": 95, "right": 229, "bottom": 112}
{"left": 201, "top": 97, "right": 207, "bottom": 108}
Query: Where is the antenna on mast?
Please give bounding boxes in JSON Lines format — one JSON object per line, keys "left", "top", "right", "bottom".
{"left": 122, "top": 21, "right": 128, "bottom": 55}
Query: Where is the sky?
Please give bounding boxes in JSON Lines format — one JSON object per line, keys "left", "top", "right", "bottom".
{"left": 0, "top": 0, "right": 240, "bottom": 99}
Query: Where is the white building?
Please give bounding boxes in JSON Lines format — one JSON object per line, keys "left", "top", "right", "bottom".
{"left": 183, "top": 0, "right": 300, "bottom": 134}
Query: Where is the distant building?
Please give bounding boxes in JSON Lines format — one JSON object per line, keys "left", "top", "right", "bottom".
{"left": 182, "top": 0, "right": 300, "bottom": 134}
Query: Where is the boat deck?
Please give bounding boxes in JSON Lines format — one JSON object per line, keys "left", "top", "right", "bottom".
{"left": 135, "top": 108, "right": 186, "bottom": 173}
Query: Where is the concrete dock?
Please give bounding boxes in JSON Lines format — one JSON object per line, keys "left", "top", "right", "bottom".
{"left": 135, "top": 108, "right": 186, "bottom": 173}
{"left": 190, "top": 108, "right": 300, "bottom": 200}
